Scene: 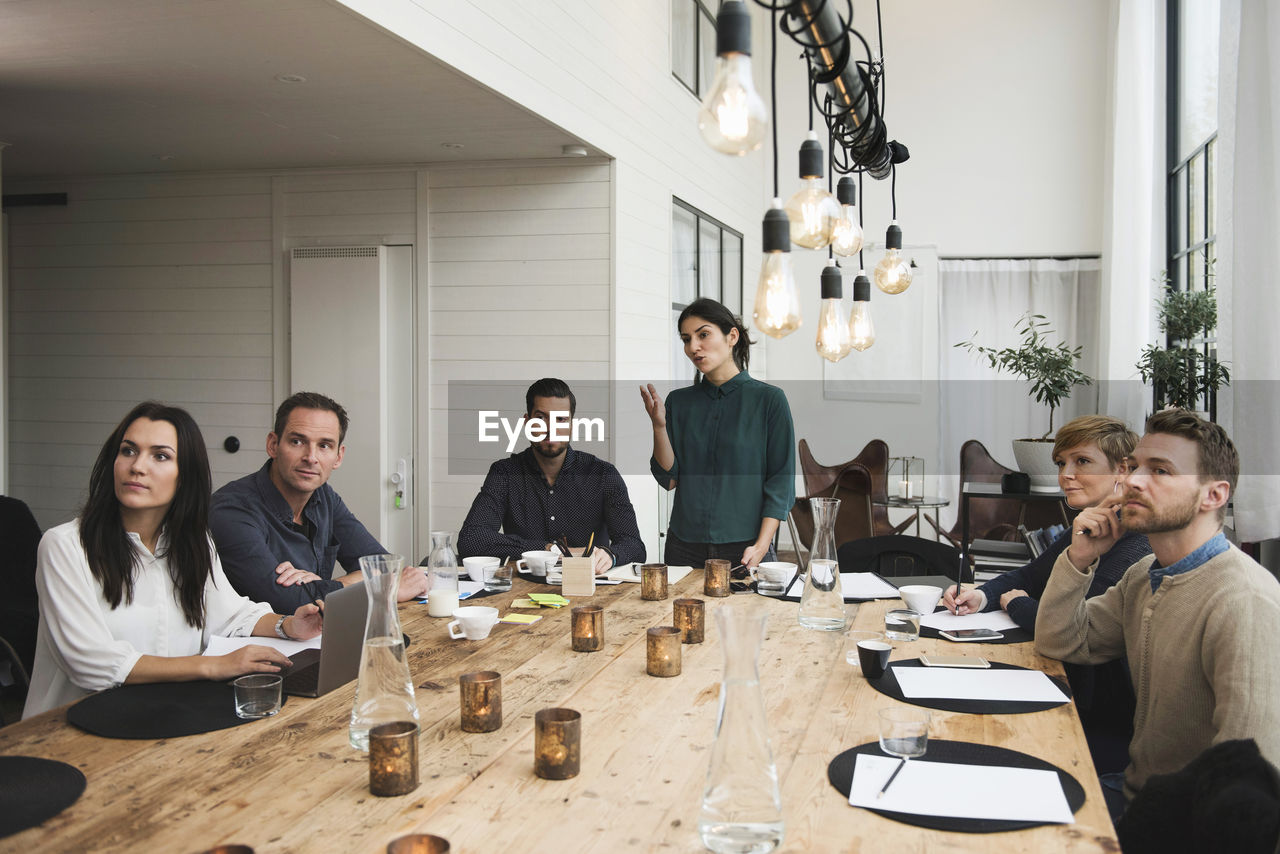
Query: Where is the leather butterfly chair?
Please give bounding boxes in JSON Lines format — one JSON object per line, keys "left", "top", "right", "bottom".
{"left": 787, "top": 462, "right": 875, "bottom": 571}
{"left": 797, "top": 439, "right": 916, "bottom": 537}
{"left": 836, "top": 534, "right": 963, "bottom": 579}
{"left": 927, "top": 439, "right": 1068, "bottom": 547}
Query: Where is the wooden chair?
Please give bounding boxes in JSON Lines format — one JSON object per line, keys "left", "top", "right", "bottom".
{"left": 797, "top": 439, "right": 916, "bottom": 537}
{"left": 927, "top": 439, "right": 1068, "bottom": 546}
{"left": 787, "top": 463, "right": 875, "bottom": 570}
{"left": 836, "top": 534, "right": 963, "bottom": 578}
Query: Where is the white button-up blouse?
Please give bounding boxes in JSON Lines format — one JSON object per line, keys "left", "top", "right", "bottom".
{"left": 23, "top": 519, "right": 271, "bottom": 718}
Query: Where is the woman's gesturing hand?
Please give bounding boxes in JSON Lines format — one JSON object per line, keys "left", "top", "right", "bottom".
{"left": 639, "top": 384, "right": 666, "bottom": 429}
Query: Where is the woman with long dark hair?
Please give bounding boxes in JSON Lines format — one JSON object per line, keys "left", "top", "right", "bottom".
{"left": 24, "top": 402, "right": 322, "bottom": 718}
{"left": 641, "top": 298, "right": 796, "bottom": 568}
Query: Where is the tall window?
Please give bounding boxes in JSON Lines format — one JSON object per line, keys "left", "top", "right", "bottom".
{"left": 1165, "top": 0, "right": 1220, "bottom": 413}
{"left": 671, "top": 199, "right": 743, "bottom": 381}
{"left": 672, "top": 0, "right": 717, "bottom": 97}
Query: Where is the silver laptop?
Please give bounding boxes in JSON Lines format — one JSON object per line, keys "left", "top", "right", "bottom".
{"left": 282, "top": 581, "right": 368, "bottom": 698}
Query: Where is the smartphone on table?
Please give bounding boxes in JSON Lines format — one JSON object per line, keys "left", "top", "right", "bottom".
{"left": 939, "top": 628, "right": 1004, "bottom": 642}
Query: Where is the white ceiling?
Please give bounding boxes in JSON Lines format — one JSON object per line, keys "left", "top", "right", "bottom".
{"left": 0, "top": 0, "right": 591, "bottom": 181}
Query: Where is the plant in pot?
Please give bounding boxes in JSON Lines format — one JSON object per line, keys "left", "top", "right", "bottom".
{"left": 1136, "top": 286, "right": 1229, "bottom": 418}
{"left": 957, "top": 312, "right": 1093, "bottom": 489}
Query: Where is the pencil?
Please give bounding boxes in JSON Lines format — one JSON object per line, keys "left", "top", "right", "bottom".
{"left": 584, "top": 531, "right": 596, "bottom": 557}
{"left": 877, "top": 757, "right": 907, "bottom": 798}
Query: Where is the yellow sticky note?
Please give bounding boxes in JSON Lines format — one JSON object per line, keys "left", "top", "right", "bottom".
{"left": 500, "top": 613, "right": 543, "bottom": 624}
{"left": 511, "top": 598, "right": 541, "bottom": 609}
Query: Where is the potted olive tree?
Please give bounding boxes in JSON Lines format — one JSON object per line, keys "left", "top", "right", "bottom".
{"left": 1136, "top": 286, "right": 1229, "bottom": 418}
{"left": 957, "top": 312, "right": 1093, "bottom": 488}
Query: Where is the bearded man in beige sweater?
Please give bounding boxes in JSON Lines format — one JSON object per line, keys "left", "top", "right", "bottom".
{"left": 1036, "top": 410, "right": 1280, "bottom": 806}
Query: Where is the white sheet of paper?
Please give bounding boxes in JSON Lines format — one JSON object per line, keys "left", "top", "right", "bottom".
{"left": 417, "top": 580, "right": 485, "bottom": 603}
{"left": 893, "top": 667, "right": 1069, "bottom": 703}
{"left": 785, "top": 572, "right": 898, "bottom": 600}
{"left": 920, "top": 609, "right": 1019, "bottom": 632}
{"left": 603, "top": 563, "right": 693, "bottom": 584}
{"left": 849, "top": 754, "right": 1074, "bottom": 823}
{"left": 203, "top": 634, "right": 321, "bottom": 657}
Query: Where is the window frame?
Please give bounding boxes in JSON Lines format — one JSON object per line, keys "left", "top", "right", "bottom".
{"left": 1164, "top": 0, "right": 1220, "bottom": 419}
{"left": 671, "top": 197, "right": 744, "bottom": 382}
{"left": 671, "top": 0, "right": 717, "bottom": 98}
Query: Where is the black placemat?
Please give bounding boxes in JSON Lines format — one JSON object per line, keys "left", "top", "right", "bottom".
{"left": 920, "top": 624, "right": 1033, "bottom": 645}
{"left": 67, "top": 680, "right": 287, "bottom": 739}
{"left": 774, "top": 572, "right": 897, "bottom": 603}
{"left": 867, "top": 659, "right": 1071, "bottom": 714}
{"left": 0, "top": 756, "right": 87, "bottom": 838}
{"left": 827, "top": 739, "right": 1086, "bottom": 833}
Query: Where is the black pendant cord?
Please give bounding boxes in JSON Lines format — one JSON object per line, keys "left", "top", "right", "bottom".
{"left": 858, "top": 170, "right": 865, "bottom": 270}
{"left": 875, "top": 0, "right": 887, "bottom": 117}
{"left": 807, "top": 56, "right": 815, "bottom": 131}
{"left": 771, "top": 5, "right": 779, "bottom": 199}
{"left": 827, "top": 106, "right": 835, "bottom": 262}
{"left": 891, "top": 164, "right": 897, "bottom": 219}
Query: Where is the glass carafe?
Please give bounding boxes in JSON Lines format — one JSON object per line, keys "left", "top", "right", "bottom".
{"left": 699, "top": 603, "right": 784, "bottom": 853}
{"left": 426, "top": 531, "right": 460, "bottom": 618}
{"left": 349, "top": 553, "right": 419, "bottom": 751}
{"left": 798, "top": 496, "right": 847, "bottom": 630}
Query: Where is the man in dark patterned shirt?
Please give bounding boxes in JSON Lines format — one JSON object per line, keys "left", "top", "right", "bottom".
{"left": 458, "top": 379, "right": 645, "bottom": 573}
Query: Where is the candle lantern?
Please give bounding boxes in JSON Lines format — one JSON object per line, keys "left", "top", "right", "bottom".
{"left": 893, "top": 456, "right": 925, "bottom": 501}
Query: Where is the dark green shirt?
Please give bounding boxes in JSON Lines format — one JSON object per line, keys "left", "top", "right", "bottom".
{"left": 650, "top": 371, "right": 796, "bottom": 544}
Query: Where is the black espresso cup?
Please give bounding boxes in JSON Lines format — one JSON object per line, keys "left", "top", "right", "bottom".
{"left": 856, "top": 640, "right": 892, "bottom": 679}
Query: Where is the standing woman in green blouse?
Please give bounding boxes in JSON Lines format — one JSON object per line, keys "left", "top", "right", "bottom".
{"left": 641, "top": 297, "right": 796, "bottom": 568}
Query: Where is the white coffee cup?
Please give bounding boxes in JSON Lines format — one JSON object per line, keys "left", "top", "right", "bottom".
{"left": 898, "top": 584, "right": 943, "bottom": 615}
{"left": 517, "top": 550, "right": 559, "bottom": 577}
{"left": 462, "top": 556, "right": 500, "bottom": 583}
{"left": 447, "top": 606, "right": 500, "bottom": 641}
{"left": 756, "top": 561, "right": 797, "bottom": 588}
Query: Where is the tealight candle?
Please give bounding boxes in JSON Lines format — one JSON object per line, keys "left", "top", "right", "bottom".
{"left": 459, "top": 671, "right": 502, "bottom": 732}
{"left": 534, "top": 708, "right": 582, "bottom": 780}
{"left": 640, "top": 564, "right": 669, "bottom": 600}
{"left": 571, "top": 605, "right": 604, "bottom": 652}
{"left": 898, "top": 479, "right": 912, "bottom": 500}
{"left": 368, "top": 721, "right": 419, "bottom": 797}
{"left": 673, "top": 598, "right": 705, "bottom": 644}
{"left": 386, "top": 835, "right": 451, "bottom": 854}
{"left": 646, "top": 626, "right": 682, "bottom": 677}
{"left": 704, "top": 559, "right": 730, "bottom": 597}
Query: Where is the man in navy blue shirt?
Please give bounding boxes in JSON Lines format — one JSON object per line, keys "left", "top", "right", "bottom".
{"left": 210, "top": 392, "right": 428, "bottom": 613}
{"left": 458, "top": 379, "right": 645, "bottom": 573}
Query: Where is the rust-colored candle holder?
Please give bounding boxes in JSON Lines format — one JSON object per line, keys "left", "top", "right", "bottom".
{"left": 534, "top": 707, "right": 582, "bottom": 780}
{"left": 673, "top": 598, "right": 705, "bottom": 644}
{"left": 646, "top": 626, "right": 683, "bottom": 677}
{"left": 200, "top": 847, "right": 254, "bottom": 854}
{"left": 571, "top": 605, "right": 604, "bottom": 652}
{"left": 368, "top": 721, "right": 420, "bottom": 797}
{"left": 640, "top": 563, "right": 669, "bottom": 600}
{"left": 459, "top": 670, "right": 502, "bottom": 732}
{"left": 704, "top": 559, "right": 731, "bottom": 597}
{"left": 386, "top": 835, "right": 451, "bottom": 854}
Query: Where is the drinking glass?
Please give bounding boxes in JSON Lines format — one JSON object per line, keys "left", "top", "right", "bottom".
{"left": 878, "top": 707, "right": 930, "bottom": 760}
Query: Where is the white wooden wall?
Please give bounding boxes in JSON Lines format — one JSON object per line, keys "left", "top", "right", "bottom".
{"left": 426, "top": 162, "right": 612, "bottom": 535}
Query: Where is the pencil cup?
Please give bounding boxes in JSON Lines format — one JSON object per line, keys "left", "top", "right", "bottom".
{"left": 368, "top": 721, "right": 419, "bottom": 796}
{"left": 459, "top": 671, "right": 502, "bottom": 732}
{"left": 673, "top": 598, "right": 705, "bottom": 644}
{"left": 534, "top": 708, "right": 582, "bottom": 780}
{"left": 640, "top": 564, "right": 669, "bottom": 600}
{"left": 704, "top": 559, "right": 731, "bottom": 597}
{"left": 646, "top": 626, "right": 682, "bottom": 677}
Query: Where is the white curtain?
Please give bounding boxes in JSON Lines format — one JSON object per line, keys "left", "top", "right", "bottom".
{"left": 1217, "top": 0, "right": 1280, "bottom": 543}
{"left": 935, "top": 258, "right": 1102, "bottom": 529}
{"left": 1098, "top": 0, "right": 1159, "bottom": 431}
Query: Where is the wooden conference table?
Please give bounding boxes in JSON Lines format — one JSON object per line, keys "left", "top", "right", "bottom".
{"left": 1, "top": 574, "right": 1119, "bottom": 853}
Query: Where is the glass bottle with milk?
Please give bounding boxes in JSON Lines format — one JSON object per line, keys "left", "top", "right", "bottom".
{"left": 426, "top": 531, "right": 461, "bottom": 618}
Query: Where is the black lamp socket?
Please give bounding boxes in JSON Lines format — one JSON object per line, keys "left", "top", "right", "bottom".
{"left": 716, "top": 0, "right": 752, "bottom": 56}
{"left": 820, "top": 265, "right": 843, "bottom": 300}
{"left": 852, "top": 275, "right": 871, "bottom": 303}
{"left": 762, "top": 207, "right": 791, "bottom": 253}
{"left": 885, "top": 223, "right": 903, "bottom": 250}
{"left": 836, "top": 176, "right": 856, "bottom": 206}
{"left": 798, "top": 138, "right": 824, "bottom": 179}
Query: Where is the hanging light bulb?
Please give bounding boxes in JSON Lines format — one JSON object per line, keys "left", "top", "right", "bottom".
{"left": 815, "top": 263, "right": 853, "bottom": 362}
{"left": 830, "top": 176, "right": 864, "bottom": 257}
{"left": 849, "top": 271, "right": 875, "bottom": 350}
{"left": 753, "top": 200, "right": 801, "bottom": 338}
{"left": 784, "top": 131, "right": 841, "bottom": 249}
{"left": 697, "top": 0, "right": 768, "bottom": 156}
{"left": 874, "top": 220, "right": 913, "bottom": 294}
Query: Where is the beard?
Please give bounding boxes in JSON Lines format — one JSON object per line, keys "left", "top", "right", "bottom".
{"left": 532, "top": 442, "right": 567, "bottom": 460}
{"left": 1121, "top": 487, "right": 1201, "bottom": 534}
